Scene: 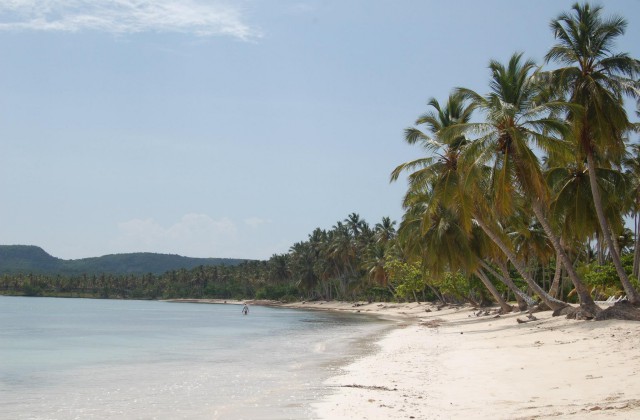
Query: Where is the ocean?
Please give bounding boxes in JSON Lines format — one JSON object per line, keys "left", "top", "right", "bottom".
{"left": 0, "top": 296, "right": 390, "bottom": 419}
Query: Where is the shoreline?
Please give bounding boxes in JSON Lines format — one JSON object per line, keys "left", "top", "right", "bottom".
{"left": 168, "top": 299, "right": 640, "bottom": 418}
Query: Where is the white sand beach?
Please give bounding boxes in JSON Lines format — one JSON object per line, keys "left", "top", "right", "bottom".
{"left": 274, "top": 301, "right": 640, "bottom": 420}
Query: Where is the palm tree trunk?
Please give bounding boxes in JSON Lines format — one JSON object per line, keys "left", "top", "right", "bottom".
{"left": 530, "top": 200, "right": 600, "bottom": 314}
{"left": 426, "top": 283, "right": 446, "bottom": 304}
{"left": 633, "top": 213, "right": 639, "bottom": 279}
{"left": 476, "top": 268, "right": 512, "bottom": 313}
{"left": 586, "top": 152, "right": 640, "bottom": 304}
{"left": 597, "top": 232, "right": 605, "bottom": 266}
{"left": 480, "top": 260, "right": 534, "bottom": 310}
{"left": 549, "top": 254, "right": 562, "bottom": 299}
{"left": 474, "top": 215, "right": 566, "bottom": 311}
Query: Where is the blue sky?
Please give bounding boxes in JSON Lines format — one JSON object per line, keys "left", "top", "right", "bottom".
{"left": 0, "top": 0, "right": 638, "bottom": 260}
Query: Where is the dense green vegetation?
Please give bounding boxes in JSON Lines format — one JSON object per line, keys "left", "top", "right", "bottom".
{"left": 1, "top": 262, "right": 269, "bottom": 300}
{"left": 388, "top": 2, "right": 640, "bottom": 319}
{"left": 2, "top": 3, "right": 639, "bottom": 320}
{"left": 0, "top": 245, "right": 246, "bottom": 275}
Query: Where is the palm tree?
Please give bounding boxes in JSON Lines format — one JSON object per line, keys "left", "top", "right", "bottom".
{"left": 545, "top": 2, "right": 640, "bottom": 304}
{"left": 447, "top": 52, "right": 599, "bottom": 315}
{"left": 358, "top": 216, "right": 398, "bottom": 289}
{"left": 547, "top": 161, "right": 627, "bottom": 258}
{"left": 485, "top": 258, "right": 537, "bottom": 310}
{"left": 374, "top": 216, "right": 397, "bottom": 245}
{"left": 404, "top": 192, "right": 513, "bottom": 312}
{"left": 289, "top": 241, "right": 319, "bottom": 297}
{"left": 392, "top": 93, "right": 560, "bottom": 310}
{"left": 624, "top": 142, "right": 640, "bottom": 279}
{"left": 391, "top": 93, "right": 473, "bottom": 274}
{"left": 267, "top": 254, "right": 290, "bottom": 284}
{"left": 511, "top": 218, "right": 555, "bottom": 291}
{"left": 363, "top": 242, "right": 389, "bottom": 287}
{"left": 472, "top": 210, "right": 566, "bottom": 311}
{"left": 391, "top": 94, "right": 476, "bottom": 234}
{"left": 328, "top": 221, "right": 357, "bottom": 279}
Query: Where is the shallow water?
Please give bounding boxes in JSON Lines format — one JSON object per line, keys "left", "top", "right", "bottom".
{"left": 0, "top": 296, "right": 389, "bottom": 419}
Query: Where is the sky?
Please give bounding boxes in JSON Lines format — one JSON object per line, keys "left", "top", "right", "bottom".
{"left": 0, "top": 0, "right": 639, "bottom": 261}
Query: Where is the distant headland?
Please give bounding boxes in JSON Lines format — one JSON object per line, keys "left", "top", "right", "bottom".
{"left": 0, "top": 245, "right": 247, "bottom": 276}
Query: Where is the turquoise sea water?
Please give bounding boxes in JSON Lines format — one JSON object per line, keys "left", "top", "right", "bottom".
{"left": 0, "top": 296, "right": 389, "bottom": 419}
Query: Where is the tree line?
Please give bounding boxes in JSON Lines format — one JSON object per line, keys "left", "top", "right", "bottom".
{"left": 0, "top": 206, "right": 636, "bottom": 314}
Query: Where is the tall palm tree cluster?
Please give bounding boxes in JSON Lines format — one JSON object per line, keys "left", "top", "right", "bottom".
{"left": 392, "top": 2, "right": 640, "bottom": 318}
{"left": 286, "top": 213, "right": 399, "bottom": 301}
{"left": 259, "top": 211, "right": 503, "bottom": 305}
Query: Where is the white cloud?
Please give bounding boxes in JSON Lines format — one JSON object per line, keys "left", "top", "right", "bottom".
{"left": 114, "top": 213, "right": 238, "bottom": 257}
{"left": 0, "top": 0, "right": 260, "bottom": 40}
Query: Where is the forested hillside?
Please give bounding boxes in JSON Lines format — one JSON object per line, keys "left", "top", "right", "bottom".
{"left": 0, "top": 245, "right": 246, "bottom": 275}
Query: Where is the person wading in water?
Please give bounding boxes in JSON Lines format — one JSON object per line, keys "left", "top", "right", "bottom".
{"left": 242, "top": 303, "right": 249, "bottom": 315}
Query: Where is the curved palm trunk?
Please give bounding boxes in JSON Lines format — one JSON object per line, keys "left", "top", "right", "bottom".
{"left": 508, "top": 146, "right": 598, "bottom": 312}
{"left": 549, "top": 254, "right": 563, "bottom": 299}
{"left": 426, "top": 283, "right": 446, "bottom": 305}
{"left": 586, "top": 152, "right": 640, "bottom": 304}
{"left": 480, "top": 260, "right": 534, "bottom": 310}
{"left": 530, "top": 200, "right": 600, "bottom": 314}
{"left": 476, "top": 268, "right": 512, "bottom": 313}
{"left": 474, "top": 216, "right": 567, "bottom": 311}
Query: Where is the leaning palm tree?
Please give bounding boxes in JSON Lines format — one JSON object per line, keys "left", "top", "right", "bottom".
{"left": 392, "top": 93, "right": 475, "bottom": 269}
{"left": 426, "top": 204, "right": 514, "bottom": 313}
{"left": 469, "top": 178, "right": 567, "bottom": 312}
{"left": 547, "top": 161, "right": 627, "bottom": 258}
{"left": 545, "top": 2, "right": 640, "bottom": 304}
{"left": 391, "top": 93, "right": 475, "bottom": 231}
{"left": 392, "top": 92, "right": 565, "bottom": 311}
{"left": 391, "top": 95, "right": 472, "bottom": 182}
{"left": 397, "top": 184, "right": 513, "bottom": 311}
{"left": 447, "top": 52, "right": 600, "bottom": 316}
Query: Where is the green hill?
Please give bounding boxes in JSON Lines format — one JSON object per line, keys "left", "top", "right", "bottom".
{"left": 0, "top": 245, "right": 247, "bottom": 276}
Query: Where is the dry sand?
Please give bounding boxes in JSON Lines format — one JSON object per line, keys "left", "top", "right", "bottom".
{"left": 276, "top": 300, "right": 640, "bottom": 420}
